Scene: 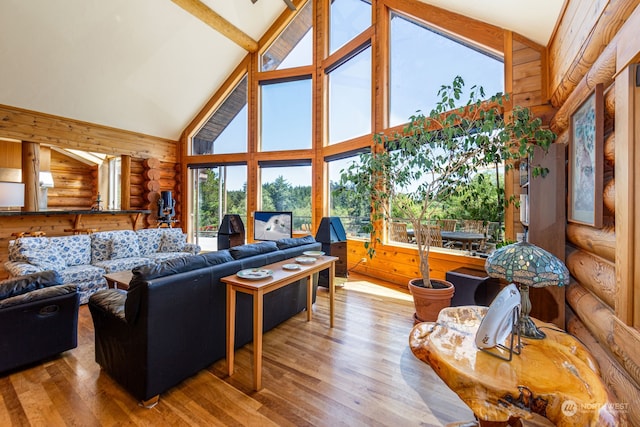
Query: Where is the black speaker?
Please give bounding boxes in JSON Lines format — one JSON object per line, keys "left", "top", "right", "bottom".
{"left": 315, "top": 217, "right": 347, "bottom": 286}
{"left": 218, "top": 214, "right": 245, "bottom": 249}
{"left": 446, "top": 267, "right": 501, "bottom": 306}
{"left": 315, "top": 217, "right": 347, "bottom": 243}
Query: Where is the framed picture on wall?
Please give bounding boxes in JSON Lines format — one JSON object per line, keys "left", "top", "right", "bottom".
{"left": 568, "top": 83, "right": 604, "bottom": 228}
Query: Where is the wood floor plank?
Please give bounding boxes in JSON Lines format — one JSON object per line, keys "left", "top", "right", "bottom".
{"left": 0, "top": 273, "right": 474, "bottom": 426}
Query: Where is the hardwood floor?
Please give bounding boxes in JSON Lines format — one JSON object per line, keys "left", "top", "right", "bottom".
{"left": 0, "top": 274, "right": 474, "bottom": 426}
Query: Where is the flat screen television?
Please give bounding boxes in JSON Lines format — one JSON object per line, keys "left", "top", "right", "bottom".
{"left": 253, "top": 211, "right": 293, "bottom": 241}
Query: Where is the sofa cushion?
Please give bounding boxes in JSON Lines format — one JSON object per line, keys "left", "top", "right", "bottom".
{"left": 0, "top": 283, "right": 78, "bottom": 310}
{"left": 0, "top": 270, "right": 63, "bottom": 300}
{"left": 143, "top": 252, "right": 191, "bottom": 263}
{"left": 10, "top": 237, "right": 50, "bottom": 262}
{"left": 229, "top": 241, "right": 278, "bottom": 260}
{"left": 11, "top": 237, "right": 67, "bottom": 271}
{"left": 111, "top": 232, "right": 141, "bottom": 259}
{"left": 136, "top": 228, "right": 163, "bottom": 256}
{"left": 92, "top": 257, "right": 152, "bottom": 274}
{"left": 202, "top": 250, "right": 234, "bottom": 266}
{"left": 90, "top": 230, "right": 140, "bottom": 262}
{"left": 50, "top": 235, "right": 92, "bottom": 267}
{"left": 159, "top": 230, "right": 186, "bottom": 252}
{"left": 275, "top": 235, "right": 317, "bottom": 250}
{"left": 57, "top": 264, "right": 106, "bottom": 284}
{"left": 89, "top": 289, "right": 127, "bottom": 321}
{"left": 131, "top": 255, "right": 211, "bottom": 282}
{"left": 13, "top": 238, "right": 67, "bottom": 271}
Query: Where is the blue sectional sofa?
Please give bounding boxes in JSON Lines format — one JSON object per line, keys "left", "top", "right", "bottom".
{"left": 88, "top": 236, "right": 322, "bottom": 406}
{"left": 4, "top": 228, "right": 200, "bottom": 304}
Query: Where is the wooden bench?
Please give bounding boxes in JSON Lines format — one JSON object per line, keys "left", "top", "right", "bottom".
{"left": 64, "top": 228, "right": 98, "bottom": 235}
{"left": 11, "top": 231, "right": 46, "bottom": 238}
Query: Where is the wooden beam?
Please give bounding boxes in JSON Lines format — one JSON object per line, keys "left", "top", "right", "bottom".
{"left": 22, "top": 142, "right": 40, "bottom": 211}
{"left": 171, "top": 0, "right": 259, "bottom": 52}
{"left": 121, "top": 155, "right": 131, "bottom": 210}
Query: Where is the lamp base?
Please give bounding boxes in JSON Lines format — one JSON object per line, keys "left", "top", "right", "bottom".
{"left": 519, "top": 315, "right": 546, "bottom": 339}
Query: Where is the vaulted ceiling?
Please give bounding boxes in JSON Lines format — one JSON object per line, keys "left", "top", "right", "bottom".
{"left": 0, "top": 0, "right": 564, "bottom": 142}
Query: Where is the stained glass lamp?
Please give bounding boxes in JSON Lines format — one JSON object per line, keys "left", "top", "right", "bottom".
{"left": 484, "top": 241, "right": 570, "bottom": 339}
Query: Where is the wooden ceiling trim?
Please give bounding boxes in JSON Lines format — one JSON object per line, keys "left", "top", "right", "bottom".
{"left": 181, "top": 57, "right": 251, "bottom": 145}
{"left": 383, "top": 0, "right": 505, "bottom": 55}
{"left": 171, "top": 0, "right": 259, "bottom": 52}
{"left": 0, "top": 104, "right": 176, "bottom": 163}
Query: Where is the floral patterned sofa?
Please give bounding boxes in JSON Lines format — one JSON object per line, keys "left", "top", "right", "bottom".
{"left": 4, "top": 228, "right": 200, "bottom": 304}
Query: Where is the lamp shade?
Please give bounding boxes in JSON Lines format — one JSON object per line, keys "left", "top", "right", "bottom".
{"left": 484, "top": 241, "right": 569, "bottom": 288}
{"left": 0, "top": 181, "right": 25, "bottom": 208}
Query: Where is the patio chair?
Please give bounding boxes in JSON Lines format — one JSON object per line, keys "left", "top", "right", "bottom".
{"left": 438, "top": 219, "right": 457, "bottom": 232}
{"left": 463, "top": 220, "right": 485, "bottom": 233}
{"left": 389, "top": 222, "right": 409, "bottom": 243}
{"left": 419, "top": 225, "right": 443, "bottom": 248}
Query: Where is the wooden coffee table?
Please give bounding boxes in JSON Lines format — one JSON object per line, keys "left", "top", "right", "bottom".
{"left": 104, "top": 270, "right": 133, "bottom": 290}
{"left": 222, "top": 255, "right": 338, "bottom": 390}
{"left": 409, "top": 306, "right": 619, "bottom": 426}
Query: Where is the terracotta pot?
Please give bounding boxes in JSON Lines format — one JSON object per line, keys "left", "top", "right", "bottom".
{"left": 408, "top": 278, "right": 455, "bottom": 323}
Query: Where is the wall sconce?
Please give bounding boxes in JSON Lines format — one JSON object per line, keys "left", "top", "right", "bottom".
{"left": 0, "top": 181, "right": 25, "bottom": 210}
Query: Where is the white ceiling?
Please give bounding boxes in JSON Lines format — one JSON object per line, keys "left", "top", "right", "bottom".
{"left": 0, "top": 0, "right": 563, "bottom": 142}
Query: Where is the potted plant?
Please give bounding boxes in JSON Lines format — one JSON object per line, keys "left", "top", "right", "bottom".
{"left": 337, "top": 76, "right": 555, "bottom": 322}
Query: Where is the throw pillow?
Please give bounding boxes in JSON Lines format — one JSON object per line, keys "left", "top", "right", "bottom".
{"left": 111, "top": 234, "right": 141, "bottom": 259}
{"left": 159, "top": 232, "right": 186, "bottom": 252}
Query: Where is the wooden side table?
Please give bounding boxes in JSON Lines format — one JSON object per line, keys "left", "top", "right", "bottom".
{"left": 222, "top": 256, "right": 337, "bottom": 391}
{"left": 104, "top": 270, "right": 133, "bottom": 290}
{"left": 409, "top": 306, "right": 620, "bottom": 426}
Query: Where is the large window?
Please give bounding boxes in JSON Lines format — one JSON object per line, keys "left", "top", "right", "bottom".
{"left": 389, "top": 12, "right": 504, "bottom": 127}
{"left": 329, "top": 0, "right": 371, "bottom": 54}
{"left": 186, "top": 1, "right": 513, "bottom": 256}
{"left": 261, "top": 0, "right": 313, "bottom": 71}
{"left": 328, "top": 46, "right": 372, "bottom": 144}
{"left": 192, "top": 76, "right": 248, "bottom": 155}
{"left": 192, "top": 165, "right": 247, "bottom": 251}
{"left": 260, "top": 79, "right": 312, "bottom": 151}
{"left": 260, "top": 164, "right": 311, "bottom": 230}
{"left": 328, "top": 154, "right": 369, "bottom": 237}
{"left": 107, "top": 157, "right": 121, "bottom": 210}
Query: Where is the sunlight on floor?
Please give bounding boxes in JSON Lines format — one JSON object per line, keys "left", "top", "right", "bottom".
{"left": 338, "top": 276, "right": 414, "bottom": 302}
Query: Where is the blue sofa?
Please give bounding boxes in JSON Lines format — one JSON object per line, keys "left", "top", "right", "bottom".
{"left": 88, "top": 236, "right": 322, "bottom": 406}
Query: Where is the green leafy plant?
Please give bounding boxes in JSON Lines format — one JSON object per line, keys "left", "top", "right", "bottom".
{"left": 336, "top": 76, "right": 555, "bottom": 287}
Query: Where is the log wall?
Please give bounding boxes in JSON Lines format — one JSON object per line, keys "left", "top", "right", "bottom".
{"left": 48, "top": 149, "right": 96, "bottom": 209}
{"left": 347, "top": 238, "right": 486, "bottom": 288}
{"left": 548, "top": 0, "right": 640, "bottom": 419}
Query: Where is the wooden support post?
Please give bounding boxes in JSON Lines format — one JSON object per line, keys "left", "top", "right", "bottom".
{"left": 121, "top": 155, "right": 131, "bottom": 210}
{"left": 21, "top": 141, "right": 40, "bottom": 211}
